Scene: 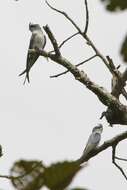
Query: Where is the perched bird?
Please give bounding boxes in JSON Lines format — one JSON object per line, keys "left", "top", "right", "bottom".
{"left": 77, "top": 124, "right": 103, "bottom": 164}
{"left": 19, "top": 23, "right": 46, "bottom": 84}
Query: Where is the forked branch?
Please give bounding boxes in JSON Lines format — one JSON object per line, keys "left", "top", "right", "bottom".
{"left": 112, "top": 145, "right": 127, "bottom": 181}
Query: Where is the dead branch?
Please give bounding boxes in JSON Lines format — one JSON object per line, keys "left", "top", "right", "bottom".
{"left": 45, "top": 0, "right": 82, "bottom": 33}
{"left": 84, "top": 0, "right": 89, "bottom": 34}
{"left": 45, "top": 0, "right": 127, "bottom": 99}
{"left": 49, "top": 32, "right": 79, "bottom": 54}
{"left": 43, "top": 25, "right": 61, "bottom": 57}
{"left": 112, "top": 145, "right": 127, "bottom": 181}
{"left": 50, "top": 55, "right": 97, "bottom": 78}
{"left": 115, "top": 156, "right": 127, "bottom": 162}
{"left": 33, "top": 46, "right": 127, "bottom": 118}
{"left": 107, "top": 56, "right": 127, "bottom": 99}
{"left": 29, "top": 24, "right": 127, "bottom": 126}
{"left": 59, "top": 32, "right": 79, "bottom": 49}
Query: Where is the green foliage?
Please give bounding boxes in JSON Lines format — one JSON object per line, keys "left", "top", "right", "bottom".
{"left": 10, "top": 160, "right": 44, "bottom": 190}
{"left": 120, "top": 35, "right": 127, "bottom": 62}
{"left": 100, "top": 0, "right": 127, "bottom": 63}
{"left": 10, "top": 160, "right": 82, "bottom": 190}
{"left": 43, "top": 161, "right": 82, "bottom": 190}
{"left": 100, "top": 0, "right": 127, "bottom": 11}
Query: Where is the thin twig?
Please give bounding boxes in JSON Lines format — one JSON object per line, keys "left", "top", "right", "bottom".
{"left": 50, "top": 54, "right": 97, "bottom": 78}
{"left": 84, "top": 35, "right": 111, "bottom": 69}
{"left": 43, "top": 25, "right": 61, "bottom": 57}
{"left": 106, "top": 56, "right": 127, "bottom": 99}
{"left": 32, "top": 26, "right": 127, "bottom": 126}
{"left": 0, "top": 175, "right": 13, "bottom": 180}
{"left": 112, "top": 145, "right": 127, "bottom": 181}
{"left": 76, "top": 54, "right": 97, "bottom": 67}
{"left": 49, "top": 32, "right": 79, "bottom": 54}
{"left": 33, "top": 46, "right": 127, "bottom": 114}
{"left": 45, "top": 0, "right": 127, "bottom": 100}
{"left": 0, "top": 161, "right": 43, "bottom": 181}
{"left": 45, "top": 0, "right": 112, "bottom": 73}
{"left": 115, "top": 156, "right": 127, "bottom": 162}
{"left": 45, "top": 0, "right": 82, "bottom": 33}
{"left": 50, "top": 69, "right": 69, "bottom": 78}
{"left": 59, "top": 32, "right": 79, "bottom": 49}
{"left": 84, "top": 0, "right": 89, "bottom": 34}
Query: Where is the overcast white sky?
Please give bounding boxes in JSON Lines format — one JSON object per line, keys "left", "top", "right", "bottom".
{"left": 0, "top": 0, "right": 127, "bottom": 189}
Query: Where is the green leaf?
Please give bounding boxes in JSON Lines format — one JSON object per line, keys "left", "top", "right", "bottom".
{"left": 10, "top": 160, "right": 45, "bottom": 190}
{"left": 100, "top": 0, "right": 127, "bottom": 11}
{"left": 120, "top": 35, "right": 127, "bottom": 62}
{"left": 43, "top": 161, "right": 82, "bottom": 190}
{"left": 10, "top": 160, "right": 82, "bottom": 190}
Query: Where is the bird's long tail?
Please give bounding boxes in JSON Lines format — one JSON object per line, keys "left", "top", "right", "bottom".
{"left": 19, "top": 69, "right": 30, "bottom": 85}
{"left": 19, "top": 69, "right": 26, "bottom": 76}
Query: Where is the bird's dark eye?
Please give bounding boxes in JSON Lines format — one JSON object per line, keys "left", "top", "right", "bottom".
{"left": 30, "top": 25, "right": 34, "bottom": 28}
{"left": 29, "top": 23, "right": 35, "bottom": 28}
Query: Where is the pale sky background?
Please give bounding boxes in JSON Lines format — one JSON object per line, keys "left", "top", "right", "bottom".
{"left": 0, "top": 0, "right": 127, "bottom": 189}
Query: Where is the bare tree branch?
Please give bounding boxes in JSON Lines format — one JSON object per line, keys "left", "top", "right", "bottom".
{"left": 28, "top": 2, "right": 127, "bottom": 125}
{"left": 30, "top": 25, "right": 127, "bottom": 119}
{"left": 112, "top": 145, "right": 127, "bottom": 181}
{"left": 45, "top": 0, "right": 126, "bottom": 85}
{"left": 49, "top": 32, "right": 79, "bottom": 54}
{"left": 45, "top": 0, "right": 127, "bottom": 101}
{"left": 84, "top": 0, "right": 89, "bottom": 34}
{"left": 50, "top": 54, "right": 97, "bottom": 78}
{"left": 45, "top": 1, "right": 116, "bottom": 75}
{"left": 43, "top": 25, "right": 61, "bottom": 57}
{"left": 115, "top": 156, "right": 127, "bottom": 162}
{"left": 59, "top": 32, "right": 79, "bottom": 49}
{"left": 34, "top": 47, "right": 127, "bottom": 117}
{"left": 83, "top": 35, "right": 112, "bottom": 70}
{"left": 106, "top": 56, "right": 127, "bottom": 99}
{"left": 45, "top": 0, "right": 82, "bottom": 33}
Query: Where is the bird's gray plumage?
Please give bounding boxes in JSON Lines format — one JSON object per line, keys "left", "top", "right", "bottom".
{"left": 19, "top": 23, "right": 46, "bottom": 84}
{"left": 77, "top": 124, "right": 103, "bottom": 163}
{"left": 83, "top": 124, "right": 103, "bottom": 156}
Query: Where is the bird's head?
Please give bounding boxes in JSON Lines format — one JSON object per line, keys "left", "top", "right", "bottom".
{"left": 29, "top": 23, "right": 42, "bottom": 32}
{"left": 92, "top": 124, "right": 103, "bottom": 133}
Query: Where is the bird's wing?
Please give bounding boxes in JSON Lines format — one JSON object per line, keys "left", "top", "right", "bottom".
{"left": 83, "top": 134, "right": 93, "bottom": 154}
{"left": 42, "top": 35, "right": 46, "bottom": 49}
{"left": 19, "top": 32, "right": 46, "bottom": 84}
{"left": 29, "top": 33, "right": 37, "bottom": 49}
{"left": 91, "top": 132, "right": 101, "bottom": 144}
{"left": 26, "top": 32, "right": 46, "bottom": 69}
{"left": 83, "top": 132, "right": 101, "bottom": 155}
{"left": 26, "top": 33, "right": 39, "bottom": 70}
{"left": 21, "top": 33, "right": 39, "bottom": 83}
